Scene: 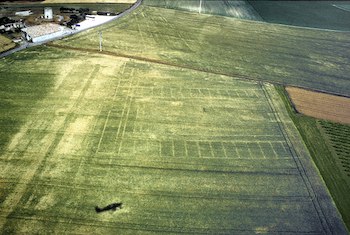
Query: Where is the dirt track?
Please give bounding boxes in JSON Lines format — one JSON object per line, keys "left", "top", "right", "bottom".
{"left": 286, "top": 86, "right": 350, "bottom": 124}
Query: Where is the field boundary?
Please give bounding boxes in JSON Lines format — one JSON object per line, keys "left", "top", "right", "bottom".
{"left": 47, "top": 43, "right": 350, "bottom": 98}
{"left": 264, "top": 84, "right": 348, "bottom": 234}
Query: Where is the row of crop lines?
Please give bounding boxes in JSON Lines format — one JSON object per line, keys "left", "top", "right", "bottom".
{"left": 319, "top": 120, "right": 350, "bottom": 177}
{"left": 100, "top": 137, "right": 291, "bottom": 160}
{"left": 117, "top": 86, "right": 265, "bottom": 100}
{"left": 95, "top": 109, "right": 282, "bottom": 155}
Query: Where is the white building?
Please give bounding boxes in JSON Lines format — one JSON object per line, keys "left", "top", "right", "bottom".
{"left": 44, "top": 7, "right": 53, "bottom": 20}
{"left": 21, "top": 23, "right": 65, "bottom": 43}
{"left": 15, "top": 10, "right": 33, "bottom": 17}
{"left": 0, "top": 21, "right": 25, "bottom": 32}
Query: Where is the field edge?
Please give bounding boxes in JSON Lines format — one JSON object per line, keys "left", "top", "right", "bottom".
{"left": 275, "top": 85, "right": 350, "bottom": 232}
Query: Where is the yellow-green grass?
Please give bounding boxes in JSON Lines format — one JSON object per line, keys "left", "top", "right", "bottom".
{"left": 277, "top": 86, "right": 350, "bottom": 231}
{"left": 0, "top": 35, "right": 15, "bottom": 53}
{"left": 0, "top": 46, "right": 345, "bottom": 233}
{"left": 54, "top": 5, "right": 350, "bottom": 96}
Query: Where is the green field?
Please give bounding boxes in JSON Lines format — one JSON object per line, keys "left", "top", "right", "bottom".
{"left": 319, "top": 121, "right": 350, "bottom": 229}
{"left": 144, "top": 0, "right": 262, "bottom": 20}
{"left": 334, "top": 3, "right": 350, "bottom": 11}
{"left": 320, "top": 121, "right": 350, "bottom": 176}
{"left": 0, "top": 46, "right": 346, "bottom": 233}
{"left": 54, "top": 6, "right": 350, "bottom": 96}
{"left": 1, "top": 3, "right": 349, "bottom": 234}
{"left": 0, "top": 35, "right": 15, "bottom": 53}
{"left": 277, "top": 86, "right": 350, "bottom": 231}
{"left": 248, "top": 1, "right": 350, "bottom": 31}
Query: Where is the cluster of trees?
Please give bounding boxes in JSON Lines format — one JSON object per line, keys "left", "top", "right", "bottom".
{"left": 0, "top": 17, "right": 15, "bottom": 25}
{"left": 59, "top": 7, "right": 89, "bottom": 14}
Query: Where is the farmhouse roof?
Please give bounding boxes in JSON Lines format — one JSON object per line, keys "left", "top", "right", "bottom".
{"left": 21, "top": 23, "right": 63, "bottom": 38}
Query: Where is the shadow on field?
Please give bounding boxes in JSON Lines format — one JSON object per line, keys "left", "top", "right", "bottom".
{"left": 95, "top": 202, "right": 123, "bottom": 213}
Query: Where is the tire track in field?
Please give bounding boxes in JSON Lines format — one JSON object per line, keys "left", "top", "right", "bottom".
{"left": 0, "top": 65, "right": 100, "bottom": 231}
{"left": 47, "top": 44, "right": 350, "bottom": 98}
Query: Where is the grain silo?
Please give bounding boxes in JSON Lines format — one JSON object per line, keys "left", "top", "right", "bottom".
{"left": 44, "top": 7, "right": 53, "bottom": 20}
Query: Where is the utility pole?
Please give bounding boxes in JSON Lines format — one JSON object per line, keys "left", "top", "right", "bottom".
{"left": 199, "top": 0, "right": 202, "bottom": 14}
{"left": 99, "top": 31, "right": 103, "bottom": 52}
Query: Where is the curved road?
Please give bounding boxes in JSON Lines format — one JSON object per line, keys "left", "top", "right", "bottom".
{"left": 0, "top": 0, "right": 143, "bottom": 58}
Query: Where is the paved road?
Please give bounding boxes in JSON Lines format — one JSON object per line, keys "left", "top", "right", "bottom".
{"left": 0, "top": 0, "right": 143, "bottom": 58}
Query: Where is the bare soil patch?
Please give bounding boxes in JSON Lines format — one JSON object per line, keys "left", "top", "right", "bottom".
{"left": 286, "top": 86, "right": 350, "bottom": 124}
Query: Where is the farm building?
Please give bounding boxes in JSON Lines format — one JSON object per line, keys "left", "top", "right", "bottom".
{"left": 15, "top": 10, "right": 33, "bottom": 17}
{"left": 44, "top": 7, "right": 53, "bottom": 20}
{"left": 21, "top": 23, "right": 65, "bottom": 43}
{"left": 0, "top": 21, "right": 25, "bottom": 33}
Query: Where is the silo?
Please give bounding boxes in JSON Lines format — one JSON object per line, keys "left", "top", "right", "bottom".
{"left": 44, "top": 7, "right": 53, "bottom": 20}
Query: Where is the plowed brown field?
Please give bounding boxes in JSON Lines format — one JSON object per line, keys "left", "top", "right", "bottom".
{"left": 286, "top": 87, "right": 350, "bottom": 124}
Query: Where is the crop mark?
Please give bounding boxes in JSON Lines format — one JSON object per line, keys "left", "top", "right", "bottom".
{"left": 184, "top": 141, "right": 189, "bottom": 158}
{"left": 269, "top": 142, "right": 279, "bottom": 159}
{"left": 117, "top": 97, "right": 133, "bottom": 154}
{"left": 158, "top": 140, "right": 162, "bottom": 157}
{"left": 133, "top": 108, "right": 139, "bottom": 133}
{"left": 177, "top": 31, "right": 193, "bottom": 51}
{"left": 172, "top": 140, "right": 175, "bottom": 157}
{"left": 209, "top": 142, "right": 215, "bottom": 158}
{"left": 247, "top": 147, "right": 253, "bottom": 159}
{"left": 95, "top": 110, "right": 112, "bottom": 154}
{"left": 137, "top": 23, "right": 146, "bottom": 52}
{"left": 234, "top": 144, "right": 240, "bottom": 159}
{"left": 221, "top": 142, "right": 228, "bottom": 158}
{"left": 261, "top": 83, "right": 333, "bottom": 234}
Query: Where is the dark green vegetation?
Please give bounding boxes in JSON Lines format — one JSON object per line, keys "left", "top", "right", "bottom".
{"left": 276, "top": 86, "right": 350, "bottom": 231}
{"left": 55, "top": 6, "right": 350, "bottom": 96}
{"left": 334, "top": 3, "right": 350, "bottom": 11}
{"left": 0, "top": 3, "right": 132, "bottom": 15}
{"left": 0, "top": 47, "right": 56, "bottom": 154}
{"left": 248, "top": 1, "right": 350, "bottom": 31}
{"left": 142, "top": 0, "right": 350, "bottom": 31}
{"left": 0, "top": 46, "right": 345, "bottom": 233}
{"left": 320, "top": 121, "right": 350, "bottom": 176}
{"left": 144, "top": 0, "right": 262, "bottom": 20}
